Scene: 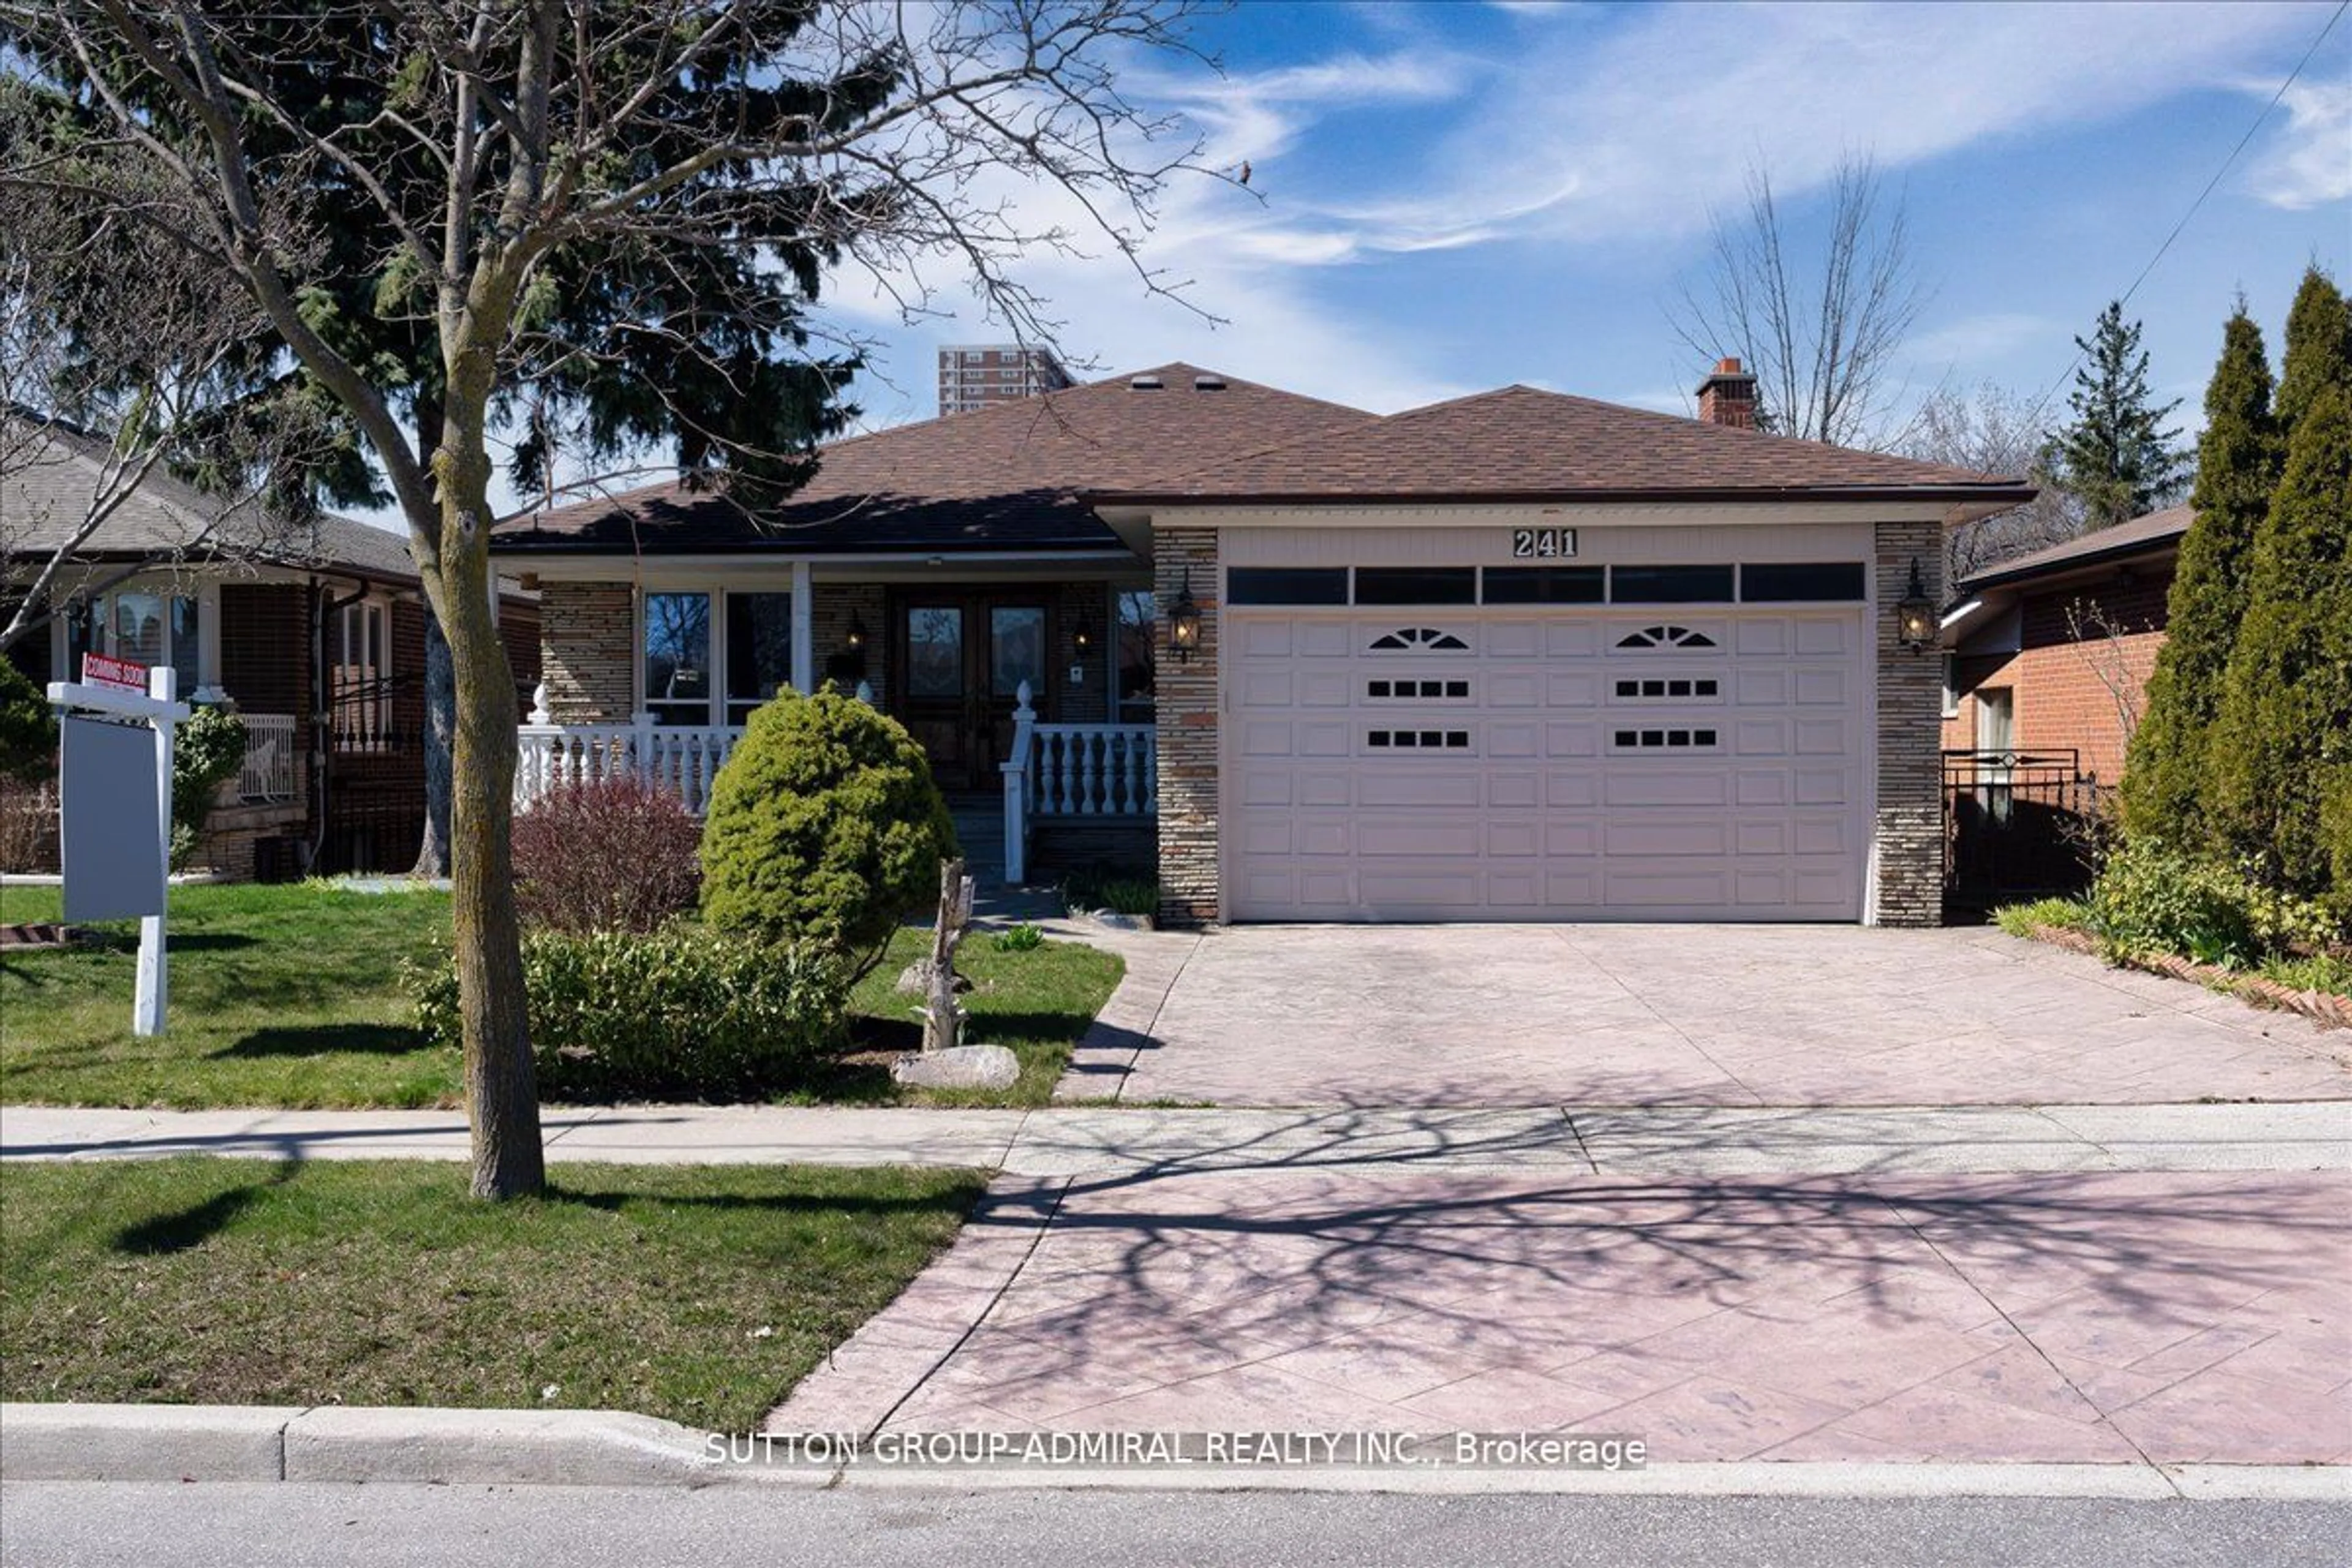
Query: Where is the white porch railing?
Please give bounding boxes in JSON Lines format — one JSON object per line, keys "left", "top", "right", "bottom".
{"left": 516, "top": 720, "right": 745, "bottom": 815}
{"left": 514, "top": 680, "right": 877, "bottom": 817}
{"left": 236, "top": 712, "right": 298, "bottom": 803}
{"left": 1000, "top": 680, "right": 1156, "bottom": 886}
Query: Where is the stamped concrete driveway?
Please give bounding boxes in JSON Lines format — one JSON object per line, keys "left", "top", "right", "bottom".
{"left": 1109, "top": 925, "right": 2351, "bottom": 1109}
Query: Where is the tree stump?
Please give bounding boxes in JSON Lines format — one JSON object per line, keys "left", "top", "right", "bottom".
{"left": 919, "top": 857, "right": 976, "bottom": 1055}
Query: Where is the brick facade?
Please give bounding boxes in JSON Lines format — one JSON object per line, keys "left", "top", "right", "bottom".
{"left": 538, "top": 581, "right": 633, "bottom": 722}
{"left": 1153, "top": 527, "right": 1219, "bottom": 926}
{"left": 1942, "top": 574, "right": 2168, "bottom": 788}
{"left": 1869, "top": 519, "right": 1945, "bottom": 927}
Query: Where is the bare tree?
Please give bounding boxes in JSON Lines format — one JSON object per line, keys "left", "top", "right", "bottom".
{"left": 1904, "top": 381, "right": 2086, "bottom": 586}
{"left": 2, "top": 1, "right": 1215, "bottom": 1199}
{"left": 0, "top": 85, "right": 323, "bottom": 651}
{"left": 1671, "top": 153, "right": 1928, "bottom": 448}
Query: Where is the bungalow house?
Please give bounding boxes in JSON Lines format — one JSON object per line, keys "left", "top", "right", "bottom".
{"left": 3, "top": 422, "right": 541, "bottom": 878}
{"left": 1936, "top": 505, "right": 2186, "bottom": 909}
{"left": 1940, "top": 504, "right": 2187, "bottom": 786}
{"left": 494, "top": 358, "right": 2032, "bottom": 926}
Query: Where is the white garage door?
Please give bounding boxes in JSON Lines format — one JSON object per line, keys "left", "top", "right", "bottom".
{"left": 1226, "top": 605, "right": 1869, "bottom": 922}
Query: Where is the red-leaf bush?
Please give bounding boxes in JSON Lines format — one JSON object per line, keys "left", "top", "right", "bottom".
{"left": 512, "top": 777, "right": 703, "bottom": 933}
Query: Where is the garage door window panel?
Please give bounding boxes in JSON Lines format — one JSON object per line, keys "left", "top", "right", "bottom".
{"left": 1482, "top": 566, "right": 1605, "bottom": 605}
{"left": 1740, "top": 562, "right": 1866, "bottom": 601}
{"left": 1611, "top": 565, "right": 1735, "bottom": 603}
{"left": 1354, "top": 568, "right": 1476, "bottom": 605}
{"left": 1229, "top": 568, "right": 1348, "bottom": 605}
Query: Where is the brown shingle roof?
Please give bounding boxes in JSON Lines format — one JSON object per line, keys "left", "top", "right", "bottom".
{"left": 494, "top": 364, "right": 1375, "bottom": 554}
{"left": 1957, "top": 505, "right": 2191, "bottom": 592}
{"left": 1102, "top": 384, "right": 2033, "bottom": 503}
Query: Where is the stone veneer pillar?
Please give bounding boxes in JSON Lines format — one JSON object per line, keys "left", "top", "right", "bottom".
{"left": 1154, "top": 526, "right": 1220, "bottom": 926}
{"left": 1869, "top": 518, "right": 1947, "bottom": 927}
{"left": 537, "top": 581, "right": 634, "bottom": 723}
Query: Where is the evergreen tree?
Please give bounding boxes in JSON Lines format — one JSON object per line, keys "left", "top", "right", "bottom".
{"left": 2208, "top": 377, "right": 2352, "bottom": 897}
{"left": 2275, "top": 265, "right": 2352, "bottom": 436}
{"left": 2046, "top": 302, "right": 2192, "bottom": 527}
{"left": 2120, "top": 308, "right": 2279, "bottom": 844}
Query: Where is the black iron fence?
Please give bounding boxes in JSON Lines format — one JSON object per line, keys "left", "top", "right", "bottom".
{"left": 1942, "top": 748, "right": 2105, "bottom": 915}
{"left": 318, "top": 674, "right": 423, "bottom": 875}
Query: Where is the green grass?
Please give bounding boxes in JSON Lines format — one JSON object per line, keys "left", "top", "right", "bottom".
{"left": 1992, "top": 896, "right": 2094, "bottom": 939}
{"left": 1, "top": 883, "right": 1124, "bottom": 1110}
{"left": 0, "top": 1157, "right": 981, "bottom": 1430}
{"left": 1, "top": 881, "right": 459, "bottom": 1109}
{"left": 832, "top": 925, "right": 1124, "bottom": 1107}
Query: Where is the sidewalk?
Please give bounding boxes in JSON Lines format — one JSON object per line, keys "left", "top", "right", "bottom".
{"left": 6, "top": 1100, "right": 2347, "bottom": 1177}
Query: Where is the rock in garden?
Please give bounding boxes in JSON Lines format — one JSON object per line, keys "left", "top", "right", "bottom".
{"left": 890, "top": 1044, "right": 1019, "bottom": 1090}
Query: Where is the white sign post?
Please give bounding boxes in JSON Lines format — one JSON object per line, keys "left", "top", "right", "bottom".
{"left": 48, "top": 662, "right": 189, "bottom": 1036}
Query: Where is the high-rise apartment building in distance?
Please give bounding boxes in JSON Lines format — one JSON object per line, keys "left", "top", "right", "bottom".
{"left": 937, "top": 344, "right": 1074, "bottom": 416}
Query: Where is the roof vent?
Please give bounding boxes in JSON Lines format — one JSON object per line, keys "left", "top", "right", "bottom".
{"left": 1129, "top": 374, "right": 1164, "bottom": 390}
{"left": 1193, "top": 375, "right": 1227, "bottom": 391}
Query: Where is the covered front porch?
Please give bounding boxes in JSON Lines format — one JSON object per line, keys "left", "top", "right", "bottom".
{"left": 512, "top": 564, "right": 1159, "bottom": 886}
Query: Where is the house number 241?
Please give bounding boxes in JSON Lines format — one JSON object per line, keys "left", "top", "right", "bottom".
{"left": 1510, "top": 527, "right": 1578, "bottom": 559}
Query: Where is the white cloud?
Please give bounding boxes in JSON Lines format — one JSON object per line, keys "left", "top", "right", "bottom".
{"left": 2244, "top": 77, "right": 2352, "bottom": 209}
{"left": 1904, "top": 312, "right": 2062, "bottom": 371}
{"left": 1343, "top": 2, "right": 2337, "bottom": 249}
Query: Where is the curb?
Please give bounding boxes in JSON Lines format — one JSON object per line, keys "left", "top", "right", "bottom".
{"left": 6, "top": 1404, "right": 2348, "bottom": 1499}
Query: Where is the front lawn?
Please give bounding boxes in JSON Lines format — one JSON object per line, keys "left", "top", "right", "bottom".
{"left": 835, "top": 925, "right": 1124, "bottom": 1106}
{"left": 0, "top": 1156, "right": 981, "bottom": 1430}
{"left": 2, "top": 882, "right": 1123, "bottom": 1109}
{"left": 1, "top": 881, "right": 459, "bottom": 1109}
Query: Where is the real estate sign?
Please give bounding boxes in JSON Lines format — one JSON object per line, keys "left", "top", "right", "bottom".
{"left": 80, "top": 653, "right": 149, "bottom": 693}
{"left": 59, "top": 714, "right": 167, "bottom": 923}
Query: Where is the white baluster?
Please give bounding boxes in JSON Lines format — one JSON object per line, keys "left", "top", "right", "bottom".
{"left": 1144, "top": 729, "right": 1158, "bottom": 814}
{"left": 1079, "top": 730, "right": 1098, "bottom": 814}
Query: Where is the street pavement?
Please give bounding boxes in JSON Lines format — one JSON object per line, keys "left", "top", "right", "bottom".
{"left": 4, "top": 1482, "right": 2347, "bottom": 1568}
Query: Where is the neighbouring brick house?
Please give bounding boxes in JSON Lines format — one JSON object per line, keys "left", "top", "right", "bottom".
{"left": 4, "top": 423, "right": 540, "bottom": 878}
{"left": 1935, "top": 505, "right": 2187, "bottom": 911}
{"left": 1940, "top": 505, "right": 2188, "bottom": 788}
{"left": 494, "top": 356, "right": 2032, "bottom": 927}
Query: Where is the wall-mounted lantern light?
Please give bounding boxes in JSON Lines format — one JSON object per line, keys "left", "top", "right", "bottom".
{"left": 1894, "top": 557, "right": 1936, "bottom": 651}
{"left": 1169, "top": 573, "right": 1202, "bottom": 663}
{"left": 1072, "top": 610, "right": 1097, "bottom": 655}
{"left": 843, "top": 611, "right": 868, "bottom": 653}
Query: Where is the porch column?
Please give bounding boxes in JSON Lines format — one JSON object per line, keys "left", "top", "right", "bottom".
{"left": 193, "top": 579, "right": 225, "bottom": 703}
{"left": 790, "top": 560, "right": 814, "bottom": 696}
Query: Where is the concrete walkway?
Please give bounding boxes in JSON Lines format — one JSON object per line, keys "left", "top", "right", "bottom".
{"left": 7, "top": 1101, "right": 2346, "bottom": 1177}
{"left": 1104, "top": 924, "right": 2352, "bottom": 1108}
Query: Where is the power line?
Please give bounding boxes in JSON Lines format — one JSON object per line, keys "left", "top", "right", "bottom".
{"left": 2026, "top": 0, "right": 2348, "bottom": 427}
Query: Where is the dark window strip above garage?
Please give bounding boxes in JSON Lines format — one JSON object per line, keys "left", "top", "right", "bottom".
{"left": 1226, "top": 564, "right": 1868, "bottom": 607}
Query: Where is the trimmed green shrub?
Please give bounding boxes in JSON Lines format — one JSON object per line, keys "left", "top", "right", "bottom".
{"left": 1992, "top": 897, "right": 2090, "bottom": 940}
{"left": 699, "top": 689, "right": 956, "bottom": 976}
{"left": 2122, "top": 308, "right": 2278, "bottom": 846}
{"left": 411, "top": 928, "right": 846, "bottom": 1101}
{"left": 170, "top": 704, "right": 247, "bottom": 869}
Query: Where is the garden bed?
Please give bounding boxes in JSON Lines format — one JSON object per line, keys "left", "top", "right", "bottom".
{"left": 0, "top": 1157, "right": 981, "bottom": 1430}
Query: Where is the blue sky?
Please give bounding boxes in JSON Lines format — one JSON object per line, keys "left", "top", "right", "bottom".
{"left": 826, "top": 0, "right": 2352, "bottom": 449}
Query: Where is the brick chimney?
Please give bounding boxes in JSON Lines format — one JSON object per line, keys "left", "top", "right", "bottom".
{"left": 1697, "top": 357, "right": 1758, "bottom": 430}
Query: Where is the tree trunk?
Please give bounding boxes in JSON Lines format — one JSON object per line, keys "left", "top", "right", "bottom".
{"left": 922, "top": 858, "right": 973, "bottom": 1055}
{"left": 433, "top": 402, "right": 543, "bottom": 1201}
{"left": 410, "top": 603, "right": 454, "bottom": 878}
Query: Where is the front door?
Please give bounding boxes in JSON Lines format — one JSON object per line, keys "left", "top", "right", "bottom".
{"left": 896, "top": 595, "right": 1050, "bottom": 791}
